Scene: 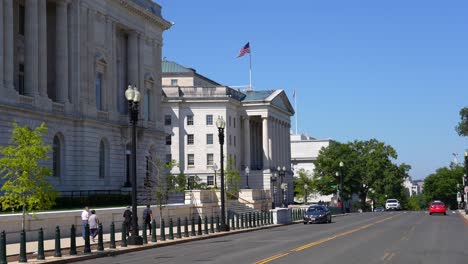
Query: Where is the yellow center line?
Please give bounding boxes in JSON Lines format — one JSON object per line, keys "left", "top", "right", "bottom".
{"left": 254, "top": 214, "right": 401, "bottom": 264}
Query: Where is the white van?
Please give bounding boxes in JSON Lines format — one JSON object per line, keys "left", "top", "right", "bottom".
{"left": 385, "top": 199, "right": 401, "bottom": 210}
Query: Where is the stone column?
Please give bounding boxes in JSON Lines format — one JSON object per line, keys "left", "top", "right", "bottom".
{"left": 262, "top": 117, "right": 270, "bottom": 170}
{"left": 24, "top": 0, "right": 39, "bottom": 96}
{"left": 38, "top": 0, "right": 48, "bottom": 97}
{"left": 3, "top": 0, "right": 14, "bottom": 91}
{"left": 243, "top": 117, "right": 251, "bottom": 169}
{"left": 271, "top": 118, "right": 277, "bottom": 168}
{"left": 106, "top": 16, "right": 115, "bottom": 112}
{"left": 128, "top": 31, "right": 139, "bottom": 87}
{"left": 56, "top": 0, "right": 69, "bottom": 103}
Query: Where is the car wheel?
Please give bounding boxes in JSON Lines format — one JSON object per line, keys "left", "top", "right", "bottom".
{"left": 303, "top": 222, "right": 308, "bottom": 225}
{"left": 444, "top": 212, "right": 446, "bottom": 215}
{"left": 328, "top": 217, "right": 332, "bottom": 223}
{"left": 429, "top": 213, "right": 432, "bottom": 215}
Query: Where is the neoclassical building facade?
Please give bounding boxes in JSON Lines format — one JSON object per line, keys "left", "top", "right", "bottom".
{"left": 162, "top": 60, "right": 295, "bottom": 205}
{"left": 0, "top": 0, "right": 171, "bottom": 192}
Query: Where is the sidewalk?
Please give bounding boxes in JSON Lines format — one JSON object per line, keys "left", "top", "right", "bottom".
{"left": 5, "top": 214, "right": 348, "bottom": 263}
{"left": 457, "top": 209, "right": 468, "bottom": 221}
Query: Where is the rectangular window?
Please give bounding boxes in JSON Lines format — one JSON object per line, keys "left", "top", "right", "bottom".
{"left": 207, "top": 175, "right": 214, "bottom": 186}
{"left": 144, "top": 89, "right": 151, "bottom": 121}
{"left": 165, "top": 154, "right": 172, "bottom": 165}
{"left": 187, "top": 134, "right": 194, "bottom": 145}
{"left": 229, "top": 135, "right": 232, "bottom": 146}
{"left": 207, "top": 153, "right": 214, "bottom": 166}
{"left": 166, "top": 135, "right": 172, "bottom": 145}
{"left": 188, "top": 154, "right": 194, "bottom": 166}
{"left": 18, "top": 64, "right": 25, "bottom": 95}
{"left": 187, "top": 115, "right": 194, "bottom": 125}
{"left": 164, "top": 115, "right": 172, "bottom": 126}
{"left": 233, "top": 118, "right": 236, "bottom": 128}
{"left": 234, "top": 136, "right": 236, "bottom": 146}
{"left": 206, "top": 134, "right": 213, "bottom": 145}
{"left": 19, "top": 5, "right": 25, "bottom": 36}
{"left": 95, "top": 72, "right": 103, "bottom": 110}
{"left": 228, "top": 116, "right": 232, "bottom": 127}
{"left": 206, "top": 115, "right": 213, "bottom": 125}
{"left": 171, "top": 79, "right": 178, "bottom": 86}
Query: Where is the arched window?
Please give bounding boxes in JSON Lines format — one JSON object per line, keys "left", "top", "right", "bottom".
{"left": 99, "top": 139, "right": 106, "bottom": 179}
{"left": 52, "top": 135, "right": 61, "bottom": 177}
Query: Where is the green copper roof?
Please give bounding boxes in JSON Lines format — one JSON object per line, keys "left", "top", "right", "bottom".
{"left": 162, "top": 60, "right": 195, "bottom": 73}
{"left": 242, "top": 90, "right": 275, "bottom": 101}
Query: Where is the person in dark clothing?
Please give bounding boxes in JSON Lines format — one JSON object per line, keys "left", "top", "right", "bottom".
{"left": 123, "top": 206, "right": 132, "bottom": 237}
{"left": 143, "top": 205, "right": 153, "bottom": 235}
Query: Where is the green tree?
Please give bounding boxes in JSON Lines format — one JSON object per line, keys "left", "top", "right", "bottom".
{"left": 225, "top": 157, "right": 241, "bottom": 198}
{"left": 0, "top": 123, "right": 58, "bottom": 229}
{"left": 293, "top": 169, "right": 314, "bottom": 204}
{"left": 455, "top": 107, "right": 468, "bottom": 136}
{"left": 422, "top": 164, "right": 463, "bottom": 209}
{"left": 144, "top": 159, "right": 186, "bottom": 219}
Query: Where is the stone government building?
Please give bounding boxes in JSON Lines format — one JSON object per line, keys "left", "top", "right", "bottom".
{"left": 0, "top": 0, "right": 171, "bottom": 192}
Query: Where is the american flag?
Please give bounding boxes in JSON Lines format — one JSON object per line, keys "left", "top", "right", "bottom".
{"left": 237, "top": 42, "right": 251, "bottom": 58}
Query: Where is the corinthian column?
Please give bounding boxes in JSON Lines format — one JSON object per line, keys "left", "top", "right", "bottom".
{"left": 262, "top": 116, "right": 270, "bottom": 170}
{"left": 243, "top": 117, "right": 251, "bottom": 169}
{"left": 56, "top": 0, "right": 69, "bottom": 103}
{"left": 24, "top": 0, "right": 39, "bottom": 96}
{"left": 3, "top": 0, "right": 15, "bottom": 91}
{"left": 38, "top": 0, "right": 48, "bottom": 97}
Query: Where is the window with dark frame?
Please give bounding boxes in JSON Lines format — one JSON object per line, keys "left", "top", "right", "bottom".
{"left": 164, "top": 115, "right": 172, "bottom": 125}
{"left": 206, "top": 115, "right": 213, "bottom": 125}
{"left": 166, "top": 135, "right": 172, "bottom": 145}
{"left": 207, "top": 175, "right": 214, "bottom": 186}
{"left": 188, "top": 154, "right": 195, "bottom": 166}
{"left": 206, "top": 134, "right": 213, "bottom": 144}
{"left": 187, "top": 134, "right": 194, "bottom": 145}
{"left": 207, "top": 153, "right": 214, "bottom": 166}
{"left": 52, "top": 136, "right": 61, "bottom": 177}
{"left": 165, "top": 154, "right": 172, "bottom": 165}
{"left": 187, "top": 115, "right": 194, "bottom": 125}
{"left": 171, "top": 79, "right": 178, "bottom": 86}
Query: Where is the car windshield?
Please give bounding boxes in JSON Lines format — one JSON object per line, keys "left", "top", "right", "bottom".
{"left": 431, "top": 202, "right": 444, "bottom": 206}
{"left": 307, "top": 206, "right": 324, "bottom": 212}
{"left": 387, "top": 199, "right": 398, "bottom": 203}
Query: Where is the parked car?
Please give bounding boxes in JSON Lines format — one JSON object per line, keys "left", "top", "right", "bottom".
{"left": 385, "top": 199, "right": 401, "bottom": 211}
{"left": 303, "top": 205, "right": 332, "bottom": 224}
{"left": 374, "top": 207, "right": 385, "bottom": 212}
{"left": 429, "top": 201, "right": 446, "bottom": 215}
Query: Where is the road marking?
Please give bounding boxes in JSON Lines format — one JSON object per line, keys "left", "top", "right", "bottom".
{"left": 254, "top": 214, "right": 400, "bottom": 264}
{"left": 255, "top": 253, "right": 290, "bottom": 264}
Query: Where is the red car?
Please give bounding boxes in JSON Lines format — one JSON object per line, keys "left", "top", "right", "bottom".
{"left": 429, "top": 201, "right": 446, "bottom": 215}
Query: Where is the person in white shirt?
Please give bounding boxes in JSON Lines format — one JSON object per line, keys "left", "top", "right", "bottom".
{"left": 81, "top": 206, "right": 89, "bottom": 240}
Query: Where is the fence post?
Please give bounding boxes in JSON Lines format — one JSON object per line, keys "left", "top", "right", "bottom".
{"left": 257, "top": 212, "right": 261, "bottom": 227}
{"left": 184, "top": 217, "right": 189, "bottom": 238}
{"left": 252, "top": 212, "right": 256, "bottom": 228}
{"left": 240, "top": 214, "right": 244, "bottom": 229}
{"left": 98, "top": 223, "right": 104, "bottom": 250}
{"left": 236, "top": 214, "right": 240, "bottom": 229}
{"left": 231, "top": 214, "right": 236, "bottom": 231}
{"left": 191, "top": 217, "right": 196, "bottom": 236}
{"left": 69, "top": 225, "right": 77, "bottom": 255}
{"left": 270, "top": 211, "right": 274, "bottom": 224}
{"left": 210, "top": 216, "right": 214, "bottom": 233}
{"left": 177, "top": 218, "right": 182, "bottom": 239}
{"left": 197, "top": 216, "right": 202, "bottom": 236}
{"left": 216, "top": 215, "right": 220, "bottom": 232}
{"left": 204, "top": 216, "right": 208, "bottom": 235}
{"left": 160, "top": 219, "right": 166, "bottom": 241}
{"left": 169, "top": 218, "right": 174, "bottom": 240}
{"left": 0, "top": 231, "right": 5, "bottom": 264}
{"left": 120, "top": 222, "right": 127, "bottom": 248}
{"left": 151, "top": 219, "right": 157, "bottom": 243}
{"left": 142, "top": 222, "right": 148, "bottom": 244}
{"left": 19, "top": 229, "right": 27, "bottom": 262}
{"left": 249, "top": 212, "right": 252, "bottom": 228}
{"left": 110, "top": 222, "right": 116, "bottom": 249}
{"left": 54, "top": 226, "right": 62, "bottom": 257}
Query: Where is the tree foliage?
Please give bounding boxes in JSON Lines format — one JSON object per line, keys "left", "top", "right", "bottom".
{"left": 293, "top": 169, "right": 314, "bottom": 203}
{"left": 225, "top": 156, "right": 241, "bottom": 197}
{"left": 0, "top": 123, "right": 58, "bottom": 229}
{"left": 312, "top": 139, "right": 410, "bottom": 210}
{"left": 455, "top": 107, "right": 468, "bottom": 137}
{"left": 422, "top": 164, "right": 463, "bottom": 210}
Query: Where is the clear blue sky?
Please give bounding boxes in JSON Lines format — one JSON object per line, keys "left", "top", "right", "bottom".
{"left": 158, "top": 0, "right": 468, "bottom": 180}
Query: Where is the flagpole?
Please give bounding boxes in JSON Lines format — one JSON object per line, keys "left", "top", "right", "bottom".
{"left": 249, "top": 43, "right": 252, "bottom": 90}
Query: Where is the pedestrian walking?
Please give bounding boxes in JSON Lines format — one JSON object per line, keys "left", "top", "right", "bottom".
{"left": 123, "top": 206, "right": 132, "bottom": 236}
{"left": 88, "top": 210, "right": 100, "bottom": 242}
{"left": 81, "top": 206, "right": 89, "bottom": 240}
{"left": 143, "top": 205, "right": 153, "bottom": 235}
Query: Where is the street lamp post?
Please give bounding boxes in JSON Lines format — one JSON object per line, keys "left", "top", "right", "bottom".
{"left": 213, "top": 163, "right": 218, "bottom": 188}
{"left": 271, "top": 174, "right": 277, "bottom": 209}
{"left": 304, "top": 184, "right": 308, "bottom": 204}
{"left": 339, "top": 161, "right": 345, "bottom": 214}
{"left": 216, "top": 116, "right": 229, "bottom": 231}
{"left": 277, "top": 166, "right": 286, "bottom": 207}
{"left": 464, "top": 151, "right": 468, "bottom": 214}
{"left": 125, "top": 85, "right": 143, "bottom": 245}
{"left": 245, "top": 166, "right": 250, "bottom": 189}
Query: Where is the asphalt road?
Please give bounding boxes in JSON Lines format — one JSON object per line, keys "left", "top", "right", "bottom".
{"left": 77, "top": 211, "right": 468, "bottom": 264}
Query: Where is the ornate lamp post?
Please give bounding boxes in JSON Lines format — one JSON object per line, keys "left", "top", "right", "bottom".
{"left": 213, "top": 163, "right": 218, "bottom": 188}
{"left": 339, "top": 161, "right": 345, "bottom": 214}
{"left": 125, "top": 85, "right": 143, "bottom": 245}
{"left": 245, "top": 166, "right": 250, "bottom": 189}
{"left": 277, "top": 166, "right": 286, "bottom": 207}
{"left": 216, "top": 116, "right": 229, "bottom": 231}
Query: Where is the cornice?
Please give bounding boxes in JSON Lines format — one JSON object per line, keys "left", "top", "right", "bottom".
{"left": 118, "top": 0, "right": 172, "bottom": 30}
